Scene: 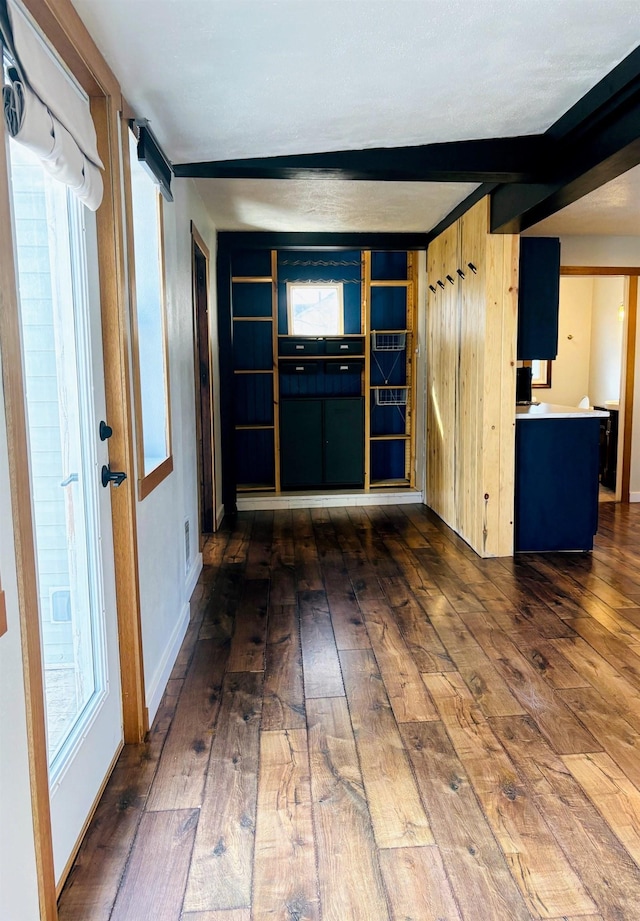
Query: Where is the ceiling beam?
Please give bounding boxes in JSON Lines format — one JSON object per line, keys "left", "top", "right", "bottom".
{"left": 217, "top": 231, "right": 430, "bottom": 252}
{"left": 174, "top": 135, "right": 555, "bottom": 184}
{"left": 490, "top": 45, "right": 640, "bottom": 233}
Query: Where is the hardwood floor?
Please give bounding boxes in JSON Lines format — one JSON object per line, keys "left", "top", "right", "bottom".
{"left": 58, "top": 502, "right": 640, "bottom": 921}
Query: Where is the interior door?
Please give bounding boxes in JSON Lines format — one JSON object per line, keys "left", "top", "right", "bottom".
{"left": 8, "top": 140, "right": 123, "bottom": 882}
{"left": 193, "top": 237, "right": 215, "bottom": 533}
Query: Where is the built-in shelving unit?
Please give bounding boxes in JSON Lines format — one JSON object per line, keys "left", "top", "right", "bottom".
{"left": 229, "top": 248, "right": 417, "bottom": 496}
{"left": 364, "top": 251, "right": 416, "bottom": 488}
{"left": 231, "top": 250, "right": 279, "bottom": 492}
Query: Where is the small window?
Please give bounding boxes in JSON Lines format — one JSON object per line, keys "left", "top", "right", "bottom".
{"left": 126, "top": 125, "right": 173, "bottom": 498}
{"left": 287, "top": 283, "right": 344, "bottom": 336}
{"left": 50, "top": 589, "right": 71, "bottom": 623}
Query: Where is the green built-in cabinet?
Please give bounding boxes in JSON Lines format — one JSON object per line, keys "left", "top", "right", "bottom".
{"left": 230, "top": 249, "right": 416, "bottom": 494}
{"left": 280, "top": 398, "right": 364, "bottom": 489}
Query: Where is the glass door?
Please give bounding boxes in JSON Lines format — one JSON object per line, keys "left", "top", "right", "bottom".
{"left": 8, "top": 139, "right": 123, "bottom": 881}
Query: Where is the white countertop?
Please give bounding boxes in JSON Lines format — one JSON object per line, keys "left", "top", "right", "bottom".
{"left": 516, "top": 402, "right": 609, "bottom": 420}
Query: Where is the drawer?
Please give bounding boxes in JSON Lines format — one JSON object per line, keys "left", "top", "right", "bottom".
{"left": 325, "top": 338, "right": 364, "bottom": 355}
{"left": 325, "top": 360, "right": 363, "bottom": 375}
{"left": 279, "top": 361, "right": 319, "bottom": 374}
{"left": 279, "top": 338, "right": 325, "bottom": 356}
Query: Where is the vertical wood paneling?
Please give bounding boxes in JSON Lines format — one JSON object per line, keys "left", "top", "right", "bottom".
{"left": 426, "top": 196, "right": 518, "bottom": 557}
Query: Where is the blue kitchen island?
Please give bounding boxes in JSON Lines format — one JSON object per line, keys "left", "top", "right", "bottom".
{"left": 515, "top": 403, "right": 609, "bottom": 552}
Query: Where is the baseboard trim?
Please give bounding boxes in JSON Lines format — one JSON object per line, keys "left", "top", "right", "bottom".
{"left": 186, "top": 552, "right": 203, "bottom": 601}
{"left": 630, "top": 492, "right": 640, "bottom": 503}
{"left": 236, "top": 489, "right": 423, "bottom": 512}
{"left": 145, "top": 601, "right": 190, "bottom": 726}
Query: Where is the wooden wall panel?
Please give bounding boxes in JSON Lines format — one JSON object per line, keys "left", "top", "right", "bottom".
{"left": 426, "top": 223, "right": 457, "bottom": 529}
{"left": 425, "top": 197, "right": 518, "bottom": 558}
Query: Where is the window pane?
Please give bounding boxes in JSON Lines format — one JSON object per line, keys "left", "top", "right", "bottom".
{"left": 9, "top": 140, "right": 104, "bottom": 768}
{"left": 288, "top": 284, "right": 343, "bottom": 336}
{"left": 129, "top": 129, "right": 170, "bottom": 477}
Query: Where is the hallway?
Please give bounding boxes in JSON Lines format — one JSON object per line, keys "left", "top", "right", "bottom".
{"left": 58, "top": 502, "right": 640, "bottom": 920}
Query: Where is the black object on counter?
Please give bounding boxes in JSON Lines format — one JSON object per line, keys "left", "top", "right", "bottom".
{"left": 516, "top": 366, "right": 533, "bottom": 404}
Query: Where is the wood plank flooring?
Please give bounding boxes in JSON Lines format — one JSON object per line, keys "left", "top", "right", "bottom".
{"left": 59, "top": 502, "right": 640, "bottom": 921}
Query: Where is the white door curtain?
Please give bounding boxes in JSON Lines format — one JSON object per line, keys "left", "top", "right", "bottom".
{"left": 1, "top": 0, "right": 103, "bottom": 210}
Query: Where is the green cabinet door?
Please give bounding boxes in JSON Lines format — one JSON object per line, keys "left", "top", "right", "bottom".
{"left": 280, "top": 399, "right": 323, "bottom": 489}
{"left": 324, "top": 398, "right": 364, "bottom": 486}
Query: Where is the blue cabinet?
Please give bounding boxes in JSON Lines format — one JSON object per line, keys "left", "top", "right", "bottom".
{"left": 517, "top": 237, "right": 560, "bottom": 360}
{"left": 515, "top": 417, "right": 600, "bottom": 551}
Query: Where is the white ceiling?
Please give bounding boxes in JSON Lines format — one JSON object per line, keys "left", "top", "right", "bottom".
{"left": 526, "top": 163, "right": 640, "bottom": 236}
{"left": 71, "top": 0, "right": 640, "bottom": 234}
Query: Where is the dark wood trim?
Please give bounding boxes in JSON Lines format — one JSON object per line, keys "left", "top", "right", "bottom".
{"left": 191, "top": 224, "right": 216, "bottom": 536}
{"left": 174, "top": 135, "right": 553, "bottom": 183}
{"left": 218, "top": 232, "right": 429, "bottom": 252}
{"left": 425, "top": 184, "right": 496, "bottom": 244}
{"left": 548, "top": 46, "right": 640, "bottom": 142}
{"left": 490, "top": 46, "right": 640, "bottom": 233}
{"left": 561, "top": 266, "right": 640, "bottom": 276}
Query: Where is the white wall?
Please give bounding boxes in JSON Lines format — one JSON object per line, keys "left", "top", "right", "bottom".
{"left": 557, "top": 236, "right": 640, "bottom": 500}
{"left": 134, "top": 178, "right": 219, "bottom": 724}
{"left": 544, "top": 276, "right": 593, "bottom": 406}
{"left": 0, "top": 354, "right": 42, "bottom": 921}
{"left": 560, "top": 236, "right": 640, "bottom": 267}
{"left": 588, "top": 276, "right": 625, "bottom": 407}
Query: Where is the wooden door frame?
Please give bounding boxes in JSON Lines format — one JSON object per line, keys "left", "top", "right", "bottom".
{"left": 561, "top": 266, "right": 640, "bottom": 503}
{"left": 191, "top": 222, "right": 217, "bottom": 538}
{"left": 0, "top": 1, "right": 146, "bottom": 917}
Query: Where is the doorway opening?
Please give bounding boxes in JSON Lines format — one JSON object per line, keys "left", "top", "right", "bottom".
{"left": 555, "top": 269, "right": 639, "bottom": 503}
{"left": 192, "top": 225, "right": 216, "bottom": 535}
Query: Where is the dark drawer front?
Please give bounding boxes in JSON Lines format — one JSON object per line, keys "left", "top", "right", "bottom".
{"left": 325, "top": 361, "right": 363, "bottom": 375}
{"left": 325, "top": 338, "right": 364, "bottom": 355}
{"left": 279, "top": 361, "right": 318, "bottom": 374}
{"left": 279, "top": 338, "right": 325, "bottom": 356}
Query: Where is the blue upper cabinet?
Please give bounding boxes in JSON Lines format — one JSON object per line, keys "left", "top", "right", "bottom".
{"left": 517, "top": 237, "right": 561, "bottom": 360}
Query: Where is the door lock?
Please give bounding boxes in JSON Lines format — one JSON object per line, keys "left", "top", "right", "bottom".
{"left": 99, "top": 421, "right": 113, "bottom": 441}
{"left": 101, "top": 465, "right": 127, "bottom": 488}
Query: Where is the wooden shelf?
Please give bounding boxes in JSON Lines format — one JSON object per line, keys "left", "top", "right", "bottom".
{"left": 370, "top": 434, "right": 410, "bottom": 441}
{"left": 232, "top": 316, "right": 273, "bottom": 322}
{"left": 232, "top": 276, "right": 273, "bottom": 283}
{"left": 235, "top": 424, "right": 275, "bottom": 431}
{"left": 237, "top": 483, "right": 276, "bottom": 492}
{"left": 234, "top": 369, "right": 274, "bottom": 375}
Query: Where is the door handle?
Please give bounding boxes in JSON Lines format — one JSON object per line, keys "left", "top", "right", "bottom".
{"left": 101, "top": 465, "right": 127, "bottom": 488}
{"left": 60, "top": 473, "right": 78, "bottom": 487}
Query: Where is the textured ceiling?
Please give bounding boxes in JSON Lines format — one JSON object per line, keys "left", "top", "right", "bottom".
{"left": 192, "top": 178, "right": 479, "bottom": 232}
{"left": 71, "top": 0, "right": 640, "bottom": 234}
{"left": 526, "top": 164, "right": 640, "bottom": 236}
